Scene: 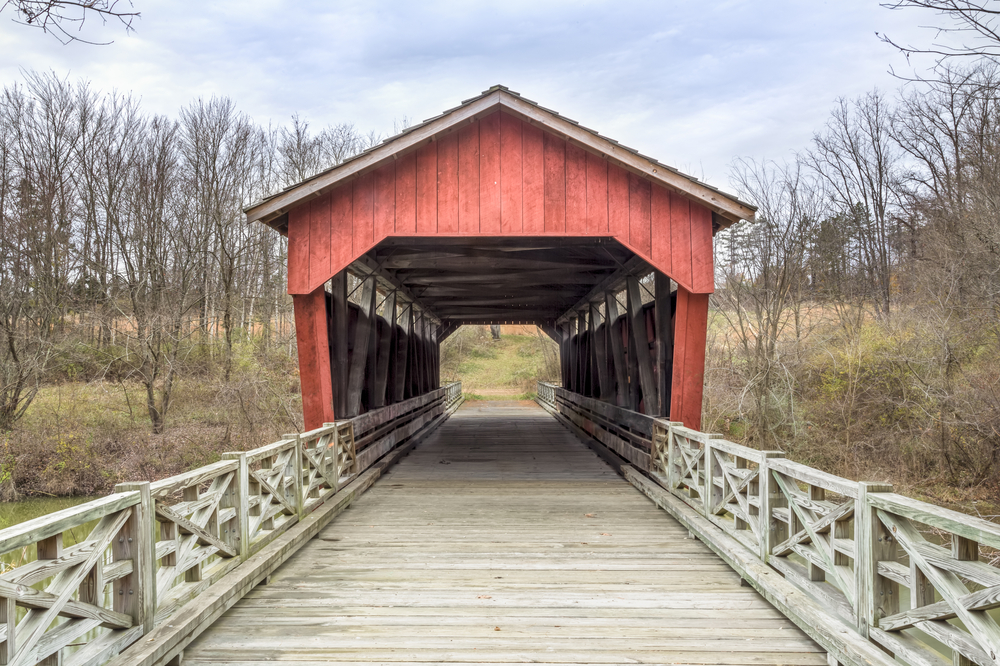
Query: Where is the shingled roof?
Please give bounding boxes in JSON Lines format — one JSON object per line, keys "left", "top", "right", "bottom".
{"left": 245, "top": 85, "right": 756, "bottom": 231}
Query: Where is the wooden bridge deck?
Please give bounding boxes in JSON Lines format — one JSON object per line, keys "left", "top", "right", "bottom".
{"left": 183, "top": 401, "right": 825, "bottom": 665}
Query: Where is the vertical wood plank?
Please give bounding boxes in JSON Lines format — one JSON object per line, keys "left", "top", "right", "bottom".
{"left": 373, "top": 162, "right": 396, "bottom": 241}
{"left": 458, "top": 121, "right": 480, "bottom": 234}
{"left": 565, "top": 143, "right": 587, "bottom": 234}
{"left": 500, "top": 112, "right": 523, "bottom": 234}
{"left": 691, "top": 202, "right": 715, "bottom": 293}
{"left": 286, "top": 206, "right": 310, "bottom": 294}
{"left": 522, "top": 122, "right": 544, "bottom": 233}
{"left": 629, "top": 173, "right": 652, "bottom": 257}
{"left": 352, "top": 172, "right": 374, "bottom": 257}
{"left": 293, "top": 287, "right": 335, "bottom": 430}
{"left": 307, "top": 197, "right": 331, "bottom": 292}
{"left": 651, "top": 187, "right": 673, "bottom": 276}
{"left": 330, "top": 186, "right": 354, "bottom": 279}
{"left": 608, "top": 164, "right": 630, "bottom": 241}
{"left": 479, "top": 111, "right": 501, "bottom": 234}
{"left": 415, "top": 142, "right": 437, "bottom": 233}
{"left": 395, "top": 152, "right": 417, "bottom": 235}
{"left": 670, "top": 192, "right": 694, "bottom": 291}
{"left": 586, "top": 153, "right": 608, "bottom": 234}
{"left": 436, "top": 132, "right": 459, "bottom": 234}
{"left": 115, "top": 482, "right": 155, "bottom": 632}
{"left": 543, "top": 132, "right": 566, "bottom": 233}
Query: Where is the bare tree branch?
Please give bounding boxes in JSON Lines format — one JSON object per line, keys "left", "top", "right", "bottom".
{"left": 1, "top": 0, "right": 138, "bottom": 45}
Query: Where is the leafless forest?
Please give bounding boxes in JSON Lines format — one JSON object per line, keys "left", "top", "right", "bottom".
{"left": 0, "top": 71, "right": 387, "bottom": 496}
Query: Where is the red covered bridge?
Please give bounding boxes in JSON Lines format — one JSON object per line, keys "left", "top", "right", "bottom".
{"left": 246, "top": 85, "right": 755, "bottom": 431}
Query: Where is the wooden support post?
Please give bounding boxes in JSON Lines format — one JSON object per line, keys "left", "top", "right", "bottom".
{"left": 220, "top": 452, "right": 249, "bottom": 560}
{"left": 0, "top": 592, "right": 14, "bottom": 664}
{"left": 423, "top": 316, "right": 435, "bottom": 392}
{"left": 626, "top": 276, "right": 658, "bottom": 416}
{"left": 558, "top": 324, "right": 570, "bottom": 388}
{"left": 669, "top": 286, "right": 709, "bottom": 429}
{"left": 115, "top": 482, "right": 155, "bottom": 634}
{"left": 567, "top": 316, "right": 578, "bottom": 394}
{"left": 394, "top": 305, "right": 411, "bottom": 402}
{"left": 579, "top": 309, "right": 591, "bottom": 397}
{"left": 654, "top": 272, "right": 673, "bottom": 418}
{"left": 626, "top": 303, "right": 641, "bottom": 412}
{"left": 952, "top": 536, "right": 978, "bottom": 666}
{"left": 329, "top": 271, "right": 350, "bottom": 420}
{"left": 293, "top": 286, "right": 336, "bottom": 430}
{"left": 366, "top": 287, "right": 380, "bottom": 412}
{"left": 855, "top": 482, "right": 894, "bottom": 639}
{"left": 373, "top": 291, "right": 396, "bottom": 408}
{"left": 758, "top": 452, "right": 786, "bottom": 563}
{"left": 346, "top": 277, "right": 376, "bottom": 417}
{"left": 592, "top": 303, "right": 611, "bottom": 401}
{"left": 809, "top": 485, "right": 827, "bottom": 582}
{"left": 605, "top": 292, "right": 628, "bottom": 408}
{"left": 413, "top": 312, "right": 425, "bottom": 395}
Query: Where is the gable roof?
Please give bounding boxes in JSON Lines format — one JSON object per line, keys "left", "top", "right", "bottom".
{"left": 245, "top": 85, "right": 756, "bottom": 230}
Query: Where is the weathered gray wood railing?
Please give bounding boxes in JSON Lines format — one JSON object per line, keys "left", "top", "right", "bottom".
{"left": 0, "top": 382, "right": 462, "bottom": 666}
{"left": 537, "top": 381, "right": 1000, "bottom": 666}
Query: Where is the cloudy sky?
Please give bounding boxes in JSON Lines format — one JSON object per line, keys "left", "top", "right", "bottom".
{"left": 0, "top": 1, "right": 941, "bottom": 191}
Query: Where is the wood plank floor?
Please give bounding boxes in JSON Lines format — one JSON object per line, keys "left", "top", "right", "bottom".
{"left": 184, "top": 400, "right": 825, "bottom": 665}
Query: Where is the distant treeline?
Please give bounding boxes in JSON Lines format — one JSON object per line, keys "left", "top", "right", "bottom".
{"left": 0, "top": 71, "right": 377, "bottom": 432}
{"left": 710, "top": 63, "right": 1000, "bottom": 492}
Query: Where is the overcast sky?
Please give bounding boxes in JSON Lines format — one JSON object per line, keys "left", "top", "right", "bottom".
{"left": 0, "top": 1, "right": 939, "bottom": 192}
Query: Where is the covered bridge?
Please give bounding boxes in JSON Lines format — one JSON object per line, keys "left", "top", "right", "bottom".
{"left": 246, "top": 86, "right": 756, "bottom": 430}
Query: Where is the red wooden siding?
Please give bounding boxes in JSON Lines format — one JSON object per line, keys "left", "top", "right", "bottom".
{"left": 286, "top": 109, "right": 716, "bottom": 296}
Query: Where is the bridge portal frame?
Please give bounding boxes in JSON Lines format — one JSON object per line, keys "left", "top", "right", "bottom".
{"left": 247, "top": 86, "right": 756, "bottom": 431}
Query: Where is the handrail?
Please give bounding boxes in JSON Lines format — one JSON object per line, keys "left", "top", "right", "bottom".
{"left": 538, "top": 380, "right": 1000, "bottom": 666}
{"left": 0, "top": 382, "right": 462, "bottom": 666}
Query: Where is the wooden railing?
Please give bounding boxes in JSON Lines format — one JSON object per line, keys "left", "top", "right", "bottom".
{"left": 0, "top": 382, "right": 462, "bottom": 666}
{"left": 538, "top": 381, "right": 1000, "bottom": 666}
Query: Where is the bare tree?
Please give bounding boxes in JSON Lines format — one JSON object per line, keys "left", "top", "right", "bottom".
{"left": 712, "top": 158, "right": 826, "bottom": 448}
{"left": 1, "top": 0, "right": 138, "bottom": 44}
{"left": 807, "top": 91, "right": 904, "bottom": 317}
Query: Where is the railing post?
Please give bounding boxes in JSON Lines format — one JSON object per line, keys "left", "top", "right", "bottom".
{"left": 221, "top": 452, "right": 249, "bottom": 561}
{"left": 703, "top": 440, "right": 717, "bottom": 517}
{"left": 757, "top": 452, "right": 785, "bottom": 563}
{"left": 856, "top": 481, "right": 894, "bottom": 639}
{"left": 285, "top": 433, "right": 304, "bottom": 518}
{"left": 114, "top": 481, "right": 155, "bottom": 634}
